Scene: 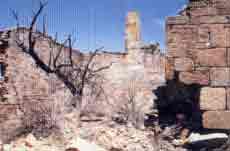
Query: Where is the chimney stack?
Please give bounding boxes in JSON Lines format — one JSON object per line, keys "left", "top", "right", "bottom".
{"left": 125, "top": 12, "right": 141, "bottom": 51}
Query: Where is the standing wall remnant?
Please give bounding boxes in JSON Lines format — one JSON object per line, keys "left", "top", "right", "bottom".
{"left": 166, "top": 0, "right": 230, "bottom": 129}
{"left": 0, "top": 11, "right": 166, "bottom": 140}
{"left": 125, "top": 12, "right": 141, "bottom": 51}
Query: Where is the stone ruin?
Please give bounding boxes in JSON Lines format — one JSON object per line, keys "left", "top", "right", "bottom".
{"left": 3, "top": 0, "right": 230, "bottom": 142}
{"left": 165, "top": 0, "right": 230, "bottom": 129}
{"left": 0, "top": 10, "right": 165, "bottom": 141}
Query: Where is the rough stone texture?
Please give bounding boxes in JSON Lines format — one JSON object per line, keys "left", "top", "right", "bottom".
{"left": 165, "top": 56, "right": 175, "bottom": 80}
{"left": 226, "top": 88, "right": 230, "bottom": 110}
{"left": 194, "top": 48, "right": 227, "bottom": 67}
{"left": 210, "top": 68, "right": 230, "bottom": 86}
{"left": 125, "top": 12, "right": 141, "bottom": 51}
{"left": 166, "top": 0, "right": 230, "bottom": 129}
{"left": 0, "top": 40, "right": 73, "bottom": 142}
{"left": 167, "top": 16, "right": 189, "bottom": 25}
{"left": 78, "top": 120, "right": 187, "bottom": 151}
{"left": 198, "top": 15, "right": 230, "bottom": 24}
{"left": 174, "top": 57, "right": 194, "bottom": 71}
{"left": 93, "top": 48, "right": 165, "bottom": 116}
{"left": 203, "top": 111, "right": 230, "bottom": 129}
{"left": 196, "top": 24, "right": 228, "bottom": 48}
{"left": 179, "top": 71, "right": 209, "bottom": 85}
{"left": 166, "top": 25, "right": 197, "bottom": 58}
{"left": 200, "top": 87, "right": 226, "bottom": 111}
{"left": 227, "top": 48, "right": 230, "bottom": 66}
{"left": 0, "top": 12, "right": 166, "bottom": 139}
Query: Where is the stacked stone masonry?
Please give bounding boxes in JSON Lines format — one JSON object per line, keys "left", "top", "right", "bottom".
{"left": 0, "top": 11, "right": 166, "bottom": 139}
{"left": 166, "top": 0, "right": 230, "bottom": 129}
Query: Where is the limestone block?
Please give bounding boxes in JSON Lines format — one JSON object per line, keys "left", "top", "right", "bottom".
{"left": 179, "top": 71, "right": 209, "bottom": 85}
{"left": 203, "top": 111, "right": 230, "bottom": 129}
{"left": 197, "top": 24, "right": 227, "bottom": 48}
{"left": 218, "top": 7, "right": 230, "bottom": 15}
{"left": 166, "top": 16, "right": 189, "bottom": 25}
{"left": 197, "top": 24, "right": 227, "bottom": 47}
{"left": 167, "top": 25, "right": 197, "bottom": 57}
{"left": 210, "top": 24, "right": 228, "bottom": 48}
{"left": 174, "top": 57, "right": 194, "bottom": 71}
{"left": 167, "top": 46, "right": 188, "bottom": 58}
{"left": 194, "top": 48, "right": 227, "bottom": 67}
{"left": 189, "top": 7, "right": 217, "bottom": 17}
{"left": 210, "top": 68, "right": 230, "bottom": 86}
{"left": 200, "top": 87, "right": 226, "bottom": 111}
{"left": 199, "top": 15, "right": 230, "bottom": 24}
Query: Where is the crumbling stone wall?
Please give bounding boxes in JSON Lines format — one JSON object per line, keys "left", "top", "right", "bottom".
{"left": 0, "top": 11, "right": 166, "bottom": 137}
{"left": 0, "top": 32, "right": 10, "bottom": 123}
{"left": 90, "top": 45, "right": 165, "bottom": 118}
{"left": 86, "top": 12, "right": 165, "bottom": 119}
{"left": 166, "top": 0, "right": 230, "bottom": 129}
{"left": 0, "top": 30, "right": 73, "bottom": 141}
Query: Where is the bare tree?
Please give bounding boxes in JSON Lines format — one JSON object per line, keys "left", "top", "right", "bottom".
{"left": 12, "top": 0, "right": 111, "bottom": 110}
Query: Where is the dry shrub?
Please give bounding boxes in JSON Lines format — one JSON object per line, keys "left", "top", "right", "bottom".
{"left": 113, "top": 76, "right": 146, "bottom": 129}
{"left": 79, "top": 77, "right": 108, "bottom": 119}
{"left": 20, "top": 99, "right": 64, "bottom": 138}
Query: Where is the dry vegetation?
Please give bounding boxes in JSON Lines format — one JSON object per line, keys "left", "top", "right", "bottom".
{"left": 9, "top": 0, "right": 112, "bottom": 139}
{"left": 3, "top": 1, "right": 230, "bottom": 151}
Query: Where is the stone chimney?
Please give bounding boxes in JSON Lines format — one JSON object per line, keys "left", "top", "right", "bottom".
{"left": 125, "top": 12, "right": 141, "bottom": 51}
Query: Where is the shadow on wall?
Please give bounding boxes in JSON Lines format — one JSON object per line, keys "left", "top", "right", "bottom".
{"left": 153, "top": 72, "right": 202, "bottom": 131}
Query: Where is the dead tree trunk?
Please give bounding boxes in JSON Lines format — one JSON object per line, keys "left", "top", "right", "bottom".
{"left": 12, "top": 0, "right": 111, "bottom": 111}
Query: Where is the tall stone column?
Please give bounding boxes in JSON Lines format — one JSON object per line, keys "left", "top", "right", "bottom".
{"left": 125, "top": 11, "right": 141, "bottom": 51}
{"left": 125, "top": 12, "right": 144, "bottom": 64}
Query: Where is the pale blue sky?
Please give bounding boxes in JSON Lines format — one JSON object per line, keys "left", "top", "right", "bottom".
{"left": 0, "top": 0, "right": 188, "bottom": 52}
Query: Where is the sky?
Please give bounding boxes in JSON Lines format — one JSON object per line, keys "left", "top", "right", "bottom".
{"left": 0, "top": 0, "right": 188, "bottom": 52}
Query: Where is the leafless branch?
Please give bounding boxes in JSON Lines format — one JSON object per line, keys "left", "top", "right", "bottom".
{"left": 12, "top": 0, "right": 111, "bottom": 110}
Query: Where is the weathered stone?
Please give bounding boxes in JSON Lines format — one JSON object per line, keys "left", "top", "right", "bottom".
{"left": 196, "top": 24, "right": 227, "bottom": 48}
{"left": 196, "top": 25, "right": 228, "bottom": 49}
{"left": 167, "top": 25, "right": 197, "bottom": 57}
{"left": 0, "top": 118, "right": 23, "bottom": 143}
{"left": 203, "top": 111, "right": 230, "bottom": 129}
{"left": 226, "top": 28, "right": 230, "bottom": 48}
{"left": 210, "top": 68, "right": 230, "bottom": 86}
{"left": 209, "top": 24, "right": 228, "bottom": 48}
{"left": 227, "top": 48, "right": 230, "bottom": 66}
{"left": 0, "top": 24, "right": 166, "bottom": 138}
{"left": 165, "top": 0, "right": 230, "bottom": 130}
{"left": 200, "top": 87, "right": 226, "bottom": 111}
{"left": 165, "top": 57, "right": 175, "bottom": 80}
{"left": 199, "top": 15, "right": 230, "bottom": 24}
{"left": 218, "top": 7, "right": 230, "bottom": 16}
{"left": 179, "top": 71, "right": 209, "bottom": 85}
{"left": 189, "top": 7, "right": 218, "bottom": 17}
{"left": 226, "top": 88, "right": 230, "bottom": 110}
{"left": 174, "top": 58, "right": 194, "bottom": 71}
{"left": 0, "top": 105, "right": 17, "bottom": 115}
{"left": 125, "top": 12, "right": 141, "bottom": 51}
{"left": 194, "top": 48, "right": 227, "bottom": 67}
{"left": 166, "top": 16, "right": 189, "bottom": 25}
{"left": 167, "top": 46, "right": 188, "bottom": 58}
